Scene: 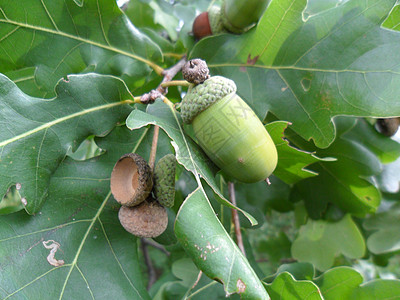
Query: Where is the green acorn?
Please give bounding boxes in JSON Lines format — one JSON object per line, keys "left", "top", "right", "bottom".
{"left": 221, "top": 0, "right": 270, "bottom": 33}
{"left": 110, "top": 153, "right": 153, "bottom": 207}
{"left": 180, "top": 74, "right": 278, "bottom": 183}
{"left": 153, "top": 154, "right": 176, "bottom": 207}
{"left": 192, "top": 0, "right": 269, "bottom": 39}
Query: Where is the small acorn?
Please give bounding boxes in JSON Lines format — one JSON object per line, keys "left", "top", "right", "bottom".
{"left": 118, "top": 198, "right": 168, "bottom": 238}
{"left": 153, "top": 154, "right": 176, "bottom": 207}
{"left": 192, "top": 0, "right": 269, "bottom": 39}
{"left": 180, "top": 60, "right": 278, "bottom": 183}
{"left": 110, "top": 153, "right": 153, "bottom": 207}
{"left": 376, "top": 118, "right": 400, "bottom": 137}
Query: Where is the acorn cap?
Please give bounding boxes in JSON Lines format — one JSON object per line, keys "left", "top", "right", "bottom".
{"left": 118, "top": 199, "right": 168, "bottom": 238}
{"left": 180, "top": 76, "right": 237, "bottom": 124}
{"left": 110, "top": 153, "right": 153, "bottom": 207}
{"left": 153, "top": 154, "right": 176, "bottom": 207}
{"left": 208, "top": 6, "right": 226, "bottom": 34}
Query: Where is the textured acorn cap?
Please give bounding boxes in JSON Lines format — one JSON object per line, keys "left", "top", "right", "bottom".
{"left": 118, "top": 199, "right": 168, "bottom": 238}
{"left": 180, "top": 76, "right": 237, "bottom": 124}
{"left": 153, "top": 154, "right": 176, "bottom": 207}
{"left": 208, "top": 6, "right": 226, "bottom": 34}
{"left": 110, "top": 153, "right": 153, "bottom": 207}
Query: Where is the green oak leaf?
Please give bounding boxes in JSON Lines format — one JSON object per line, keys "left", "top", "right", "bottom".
{"left": 191, "top": 0, "right": 400, "bottom": 148}
{"left": 174, "top": 187, "right": 269, "bottom": 299}
{"left": 0, "top": 0, "right": 162, "bottom": 97}
{"left": 344, "top": 119, "right": 400, "bottom": 164}
{"left": 293, "top": 118, "right": 382, "bottom": 218}
{"left": 126, "top": 100, "right": 258, "bottom": 226}
{"left": 0, "top": 73, "right": 134, "bottom": 214}
{"left": 351, "top": 279, "right": 400, "bottom": 299}
{"left": 363, "top": 203, "right": 400, "bottom": 254}
{"left": 0, "top": 125, "right": 152, "bottom": 300}
{"left": 264, "top": 272, "right": 323, "bottom": 300}
{"left": 314, "top": 267, "right": 363, "bottom": 300}
{"left": 291, "top": 214, "right": 366, "bottom": 271}
{"left": 315, "top": 266, "right": 400, "bottom": 299}
{"left": 264, "top": 262, "right": 315, "bottom": 283}
{"left": 267, "top": 121, "right": 334, "bottom": 184}
{"left": 383, "top": 4, "right": 400, "bottom": 30}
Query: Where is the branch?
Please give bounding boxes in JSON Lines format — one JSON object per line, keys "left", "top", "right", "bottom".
{"left": 141, "top": 238, "right": 157, "bottom": 290}
{"left": 148, "top": 125, "right": 160, "bottom": 171}
{"left": 228, "top": 182, "right": 246, "bottom": 256}
{"left": 157, "top": 55, "right": 187, "bottom": 94}
{"left": 142, "top": 238, "right": 170, "bottom": 256}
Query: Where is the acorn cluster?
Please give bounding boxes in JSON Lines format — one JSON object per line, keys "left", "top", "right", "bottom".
{"left": 110, "top": 153, "right": 176, "bottom": 238}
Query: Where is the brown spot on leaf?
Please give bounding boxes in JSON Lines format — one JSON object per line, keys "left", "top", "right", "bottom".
{"left": 237, "top": 279, "right": 246, "bottom": 293}
{"left": 240, "top": 54, "right": 259, "bottom": 72}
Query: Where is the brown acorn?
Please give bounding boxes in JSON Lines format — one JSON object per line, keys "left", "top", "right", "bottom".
{"left": 110, "top": 153, "right": 153, "bottom": 207}
{"left": 118, "top": 199, "right": 168, "bottom": 238}
{"left": 192, "top": 11, "right": 213, "bottom": 40}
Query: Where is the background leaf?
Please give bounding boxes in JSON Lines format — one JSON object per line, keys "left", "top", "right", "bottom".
{"left": 293, "top": 118, "right": 382, "bottom": 218}
{"left": 291, "top": 214, "right": 366, "bottom": 271}
{"left": 363, "top": 203, "right": 400, "bottom": 254}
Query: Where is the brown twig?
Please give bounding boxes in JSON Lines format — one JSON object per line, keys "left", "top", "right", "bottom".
{"left": 157, "top": 55, "right": 187, "bottom": 95}
{"left": 148, "top": 125, "right": 160, "bottom": 172}
{"left": 141, "top": 238, "right": 157, "bottom": 290}
{"left": 191, "top": 271, "right": 203, "bottom": 290}
{"left": 228, "top": 182, "right": 246, "bottom": 256}
{"left": 142, "top": 238, "right": 170, "bottom": 256}
{"left": 140, "top": 57, "right": 187, "bottom": 290}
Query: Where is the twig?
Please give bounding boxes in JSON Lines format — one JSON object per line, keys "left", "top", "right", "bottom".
{"left": 148, "top": 125, "right": 160, "bottom": 171}
{"left": 191, "top": 271, "right": 203, "bottom": 290}
{"left": 161, "top": 80, "right": 191, "bottom": 88}
{"left": 157, "top": 56, "right": 187, "bottom": 95}
{"left": 140, "top": 57, "right": 188, "bottom": 289}
{"left": 228, "top": 182, "right": 246, "bottom": 256}
{"left": 142, "top": 238, "right": 170, "bottom": 256}
{"left": 141, "top": 238, "right": 157, "bottom": 290}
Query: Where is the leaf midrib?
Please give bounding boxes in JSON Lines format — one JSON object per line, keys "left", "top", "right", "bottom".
{"left": 0, "top": 100, "right": 133, "bottom": 148}
{"left": 0, "top": 8, "right": 163, "bottom": 75}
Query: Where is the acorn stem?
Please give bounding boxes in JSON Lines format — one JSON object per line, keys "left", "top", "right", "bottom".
{"left": 228, "top": 182, "right": 246, "bottom": 256}
{"left": 148, "top": 125, "right": 160, "bottom": 172}
{"left": 161, "top": 80, "right": 191, "bottom": 88}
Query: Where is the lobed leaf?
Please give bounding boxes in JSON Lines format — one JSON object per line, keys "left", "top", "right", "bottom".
{"left": 264, "top": 272, "right": 323, "bottom": 300}
{"left": 363, "top": 203, "right": 400, "bottom": 254}
{"left": 291, "top": 214, "right": 366, "bottom": 271}
{"left": 293, "top": 119, "right": 382, "bottom": 218}
{"left": 0, "top": 73, "right": 134, "bottom": 214}
{"left": 191, "top": 0, "right": 400, "bottom": 148}
{"left": 267, "top": 121, "right": 333, "bottom": 184}
{"left": 0, "top": 0, "right": 163, "bottom": 97}
{"left": 0, "top": 125, "right": 151, "bottom": 299}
